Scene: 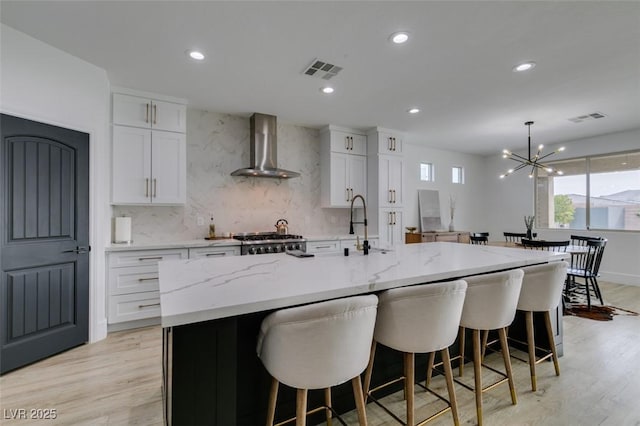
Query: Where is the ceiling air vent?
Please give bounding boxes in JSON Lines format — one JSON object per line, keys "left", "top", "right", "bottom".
{"left": 302, "top": 58, "right": 343, "bottom": 80}
{"left": 568, "top": 112, "right": 607, "bottom": 123}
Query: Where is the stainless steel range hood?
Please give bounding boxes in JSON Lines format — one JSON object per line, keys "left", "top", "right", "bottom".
{"left": 231, "top": 113, "right": 300, "bottom": 178}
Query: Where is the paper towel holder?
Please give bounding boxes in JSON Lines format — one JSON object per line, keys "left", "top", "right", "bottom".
{"left": 112, "top": 216, "right": 133, "bottom": 244}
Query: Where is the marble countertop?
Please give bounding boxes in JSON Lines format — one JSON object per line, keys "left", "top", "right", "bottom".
{"left": 158, "top": 242, "right": 568, "bottom": 328}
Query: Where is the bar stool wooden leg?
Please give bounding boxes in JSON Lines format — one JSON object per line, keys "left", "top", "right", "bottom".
{"left": 266, "top": 377, "right": 278, "bottom": 426}
{"left": 441, "top": 348, "right": 460, "bottom": 426}
{"left": 324, "top": 388, "right": 332, "bottom": 426}
{"left": 363, "top": 341, "right": 376, "bottom": 403}
{"left": 472, "top": 329, "right": 483, "bottom": 426}
{"left": 459, "top": 326, "right": 466, "bottom": 377}
{"left": 480, "top": 330, "right": 489, "bottom": 360}
{"left": 498, "top": 328, "right": 517, "bottom": 405}
{"left": 544, "top": 311, "right": 560, "bottom": 376}
{"left": 524, "top": 311, "right": 537, "bottom": 391}
{"left": 405, "top": 352, "right": 415, "bottom": 426}
{"left": 351, "top": 376, "right": 368, "bottom": 426}
{"left": 296, "top": 389, "right": 307, "bottom": 426}
{"left": 425, "top": 351, "right": 435, "bottom": 387}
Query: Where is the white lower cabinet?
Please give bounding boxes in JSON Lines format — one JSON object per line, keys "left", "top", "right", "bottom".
{"left": 306, "top": 240, "right": 341, "bottom": 254}
{"left": 379, "top": 209, "right": 404, "bottom": 247}
{"left": 108, "top": 248, "right": 188, "bottom": 326}
{"left": 189, "top": 246, "right": 241, "bottom": 258}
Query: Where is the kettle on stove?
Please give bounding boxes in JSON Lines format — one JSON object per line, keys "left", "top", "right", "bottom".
{"left": 275, "top": 219, "right": 289, "bottom": 235}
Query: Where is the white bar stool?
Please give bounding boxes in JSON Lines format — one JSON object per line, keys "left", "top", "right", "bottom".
{"left": 448, "top": 269, "right": 524, "bottom": 426}
{"left": 516, "top": 261, "right": 568, "bottom": 391}
{"left": 256, "top": 295, "right": 378, "bottom": 426}
{"left": 363, "top": 280, "right": 468, "bottom": 426}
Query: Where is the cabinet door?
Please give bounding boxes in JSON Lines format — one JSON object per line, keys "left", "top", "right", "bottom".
{"left": 330, "top": 131, "right": 367, "bottom": 155}
{"left": 113, "top": 94, "right": 152, "bottom": 129}
{"left": 112, "top": 126, "right": 152, "bottom": 204}
{"left": 378, "top": 132, "right": 403, "bottom": 154}
{"left": 151, "top": 131, "right": 186, "bottom": 204}
{"left": 379, "top": 156, "right": 404, "bottom": 207}
{"left": 329, "top": 152, "right": 350, "bottom": 207}
{"left": 348, "top": 155, "right": 367, "bottom": 201}
{"left": 379, "top": 209, "right": 403, "bottom": 247}
{"left": 152, "top": 100, "right": 187, "bottom": 133}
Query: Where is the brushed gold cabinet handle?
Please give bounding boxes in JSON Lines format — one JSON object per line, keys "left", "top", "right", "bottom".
{"left": 205, "top": 252, "right": 227, "bottom": 257}
{"left": 145, "top": 178, "right": 149, "bottom": 197}
{"left": 153, "top": 104, "right": 157, "bottom": 125}
{"left": 138, "top": 277, "right": 158, "bottom": 282}
{"left": 145, "top": 103, "right": 150, "bottom": 123}
{"left": 345, "top": 136, "right": 349, "bottom": 150}
{"left": 392, "top": 137, "right": 396, "bottom": 151}
{"left": 138, "top": 256, "right": 163, "bottom": 261}
{"left": 138, "top": 303, "right": 160, "bottom": 309}
{"left": 346, "top": 188, "right": 350, "bottom": 202}
{"left": 153, "top": 178, "right": 157, "bottom": 198}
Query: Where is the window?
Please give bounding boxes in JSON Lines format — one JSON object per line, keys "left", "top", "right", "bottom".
{"left": 452, "top": 166, "right": 464, "bottom": 184}
{"left": 420, "top": 163, "right": 434, "bottom": 182}
{"left": 535, "top": 150, "right": 640, "bottom": 231}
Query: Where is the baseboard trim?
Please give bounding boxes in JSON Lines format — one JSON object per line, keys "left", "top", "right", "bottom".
{"left": 600, "top": 271, "right": 640, "bottom": 286}
{"left": 108, "top": 317, "right": 161, "bottom": 333}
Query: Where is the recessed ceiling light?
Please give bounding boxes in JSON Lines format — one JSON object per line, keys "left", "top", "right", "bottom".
{"left": 187, "top": 50, "right": 205, "bottom": 61}
{"left": 321, "top": 86, "right": 335, "bottom": 94}
{"left": 513, "top": 61, "right": 536, "bottom": 72}
{"left": 390, "top": 32, "right": 410, "bottom": 44}
{"left": 408, "top": 108, "right": 420, "bottom": 114}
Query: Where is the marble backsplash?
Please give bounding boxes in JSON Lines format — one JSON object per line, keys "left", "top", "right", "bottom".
{"left": 112, "top": 109, "right": 351, "bottom": 243}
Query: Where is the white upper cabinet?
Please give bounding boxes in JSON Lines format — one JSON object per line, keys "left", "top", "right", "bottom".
{"left": 111, "top": 90, "right": 187, "bottom": 205}
{"left": 320, "top": 126, "right": 368, "bottom": 208}
{"left": 329, "top": 130, "right": 367, "bottom": 155}
{"left": 369, "top": 128, "right": 403, "bottom": 155}
{"left": 113, "top": 93, "right": 186, "bottom": 133}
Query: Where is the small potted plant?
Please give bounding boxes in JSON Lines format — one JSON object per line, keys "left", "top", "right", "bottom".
{"left": 524, "top": 215, "right": 535, "bottom": 239}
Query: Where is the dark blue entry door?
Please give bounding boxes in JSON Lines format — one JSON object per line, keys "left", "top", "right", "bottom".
{"left": 1, "top": 113, "right": 90, "bottom": 374}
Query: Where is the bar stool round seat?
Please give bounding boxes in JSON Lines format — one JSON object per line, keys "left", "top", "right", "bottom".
{"left": 363, "top": 280, "right": 468, "bottom": 426}
{"left": 257, "top": 294, "right": 378, "bottom": 426}
{"left": 517, "top": 261, "right": 568, "bottom": 391}
{"left": 456, "top": 269, "right": 524, "bottom": 426}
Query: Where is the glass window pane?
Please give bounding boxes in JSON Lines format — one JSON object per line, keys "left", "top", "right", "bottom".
{"left": 536, "top": 159, "right": 587, "bottom": 229}
{"left": 588, "top": 152, "right": 640, "bottom": 230}
{"left": 420, "top": 163, "right": 434, "bottom": 182}
{"left": 452, "top": 166, "right": 464, "bottom": 184}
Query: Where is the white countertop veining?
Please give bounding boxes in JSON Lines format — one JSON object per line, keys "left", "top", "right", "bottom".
{"left": 158, "top": 242, "right": 568, "bottom": 328}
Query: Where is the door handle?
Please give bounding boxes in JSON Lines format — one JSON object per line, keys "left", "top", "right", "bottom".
{"left": 63, "top": 246, "right": 91, "bottom": 254}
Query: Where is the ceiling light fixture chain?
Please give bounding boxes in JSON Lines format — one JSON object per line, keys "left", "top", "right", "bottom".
{"left": 500, "top": 121, "right": 565, "bottom": 179}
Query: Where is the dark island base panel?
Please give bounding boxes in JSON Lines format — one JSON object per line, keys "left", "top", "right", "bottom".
{"left": 164, "top": 305, "right": 562, "bottom": 425}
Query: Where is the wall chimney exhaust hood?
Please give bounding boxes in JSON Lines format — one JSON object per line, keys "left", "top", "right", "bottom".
{"left": 231, "top": 113, "right": 300, "bottom": 178}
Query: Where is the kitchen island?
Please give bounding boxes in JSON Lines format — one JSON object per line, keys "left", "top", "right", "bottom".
{"left": 159, "top": 242, "right": 568, "bottom": 425}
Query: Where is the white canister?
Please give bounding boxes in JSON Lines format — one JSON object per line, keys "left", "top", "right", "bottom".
{"left": 113, "top": 216, "right": 132, "bottom": 243}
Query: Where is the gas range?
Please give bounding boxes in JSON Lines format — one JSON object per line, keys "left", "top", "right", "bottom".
{"left": 233, "top": 232, "right": 307, "bottom": 255}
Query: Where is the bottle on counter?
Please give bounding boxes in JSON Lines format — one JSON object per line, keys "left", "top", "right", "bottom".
{"left": 208, "top": 217, "right": 216, "bottom": 239}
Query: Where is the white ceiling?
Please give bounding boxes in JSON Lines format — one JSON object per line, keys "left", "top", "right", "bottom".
{"left": 1, "top": 1, "right": 639, "bottom": 155}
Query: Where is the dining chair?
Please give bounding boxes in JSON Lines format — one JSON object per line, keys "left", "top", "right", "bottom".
{"left": 471, "top": 232, "right": 490, "bottom": 238}
{"left": 503, "top": 232, "right": 537, "bottom": 243}
{"left": 521, "top": 239, "right": 569, "bottom": 251}
{"left": 470, "top": 235, "right": 488, "bottom": 245}
{"left": 570, "top": 234, "right": 603, "bottom": 247}
{"left": 565, "top": 238, "right": 607, "bottom": 308}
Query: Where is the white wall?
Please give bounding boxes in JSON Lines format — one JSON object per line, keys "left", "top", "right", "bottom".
{"left": 0, "top": 24, "right": 111, "bottom": 341}
{"left": 482, "top": 128, "right": 640, "bottom": 285}
{"left": 403, "top": 142, "right": 488, "bottom": 233}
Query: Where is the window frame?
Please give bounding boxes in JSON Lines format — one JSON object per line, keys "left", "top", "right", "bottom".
{"left": 534, "top": 149, "right": 640, "bottom": 232}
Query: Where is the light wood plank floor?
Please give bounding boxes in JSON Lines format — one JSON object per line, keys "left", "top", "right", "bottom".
{"left": 1, "top": 282, "right": 639, "bottom": 425}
